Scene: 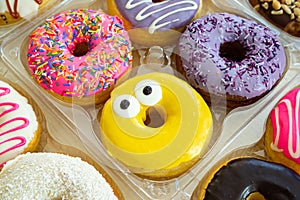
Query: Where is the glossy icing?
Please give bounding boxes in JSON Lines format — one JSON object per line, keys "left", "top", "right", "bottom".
{"left": 179, "top": 13, "right": 286, "bottom": 99}
{"left": 114, "top": 0, "right": 200, "bottom": 33}
{"left": 0, "top": 81, "right": 38, "bottom": 167}
{"left": 27, "top": 9, "right": 132, "bottom": 98}
{"left": 270, "top": 88, "right": 300, "bottom": 164}
{"left": 202, "top": 158, "right": 300, "bottom": 199}
{"left": 100, "top": 72, "right": 212, "bottom": 170}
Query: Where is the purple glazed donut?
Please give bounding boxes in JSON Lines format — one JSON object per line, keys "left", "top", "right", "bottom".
{"left": 178, "top": 12, "right": 287, "bottom": 108}
{"left": 107, "top": 0, "right": 202, "bottom": 46}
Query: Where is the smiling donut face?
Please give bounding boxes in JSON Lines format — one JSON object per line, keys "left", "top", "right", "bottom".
{"left": 100, "top": 72, "right": 212, "bottom": 171}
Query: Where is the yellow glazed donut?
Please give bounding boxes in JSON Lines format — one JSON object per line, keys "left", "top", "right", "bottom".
{"left": 100, "top": 72, "right": 213, "bottom": 180}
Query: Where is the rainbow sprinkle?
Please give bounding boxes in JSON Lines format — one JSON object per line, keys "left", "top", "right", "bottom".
{"left": 27, "top": 9, "right": 132, "bottom": 98}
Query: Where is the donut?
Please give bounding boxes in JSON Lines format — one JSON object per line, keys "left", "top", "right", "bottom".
{"left": 0, "top": 152, "right": 119, "bottom": 199}
{"left": 192, "top": 157, "right": 300, "bottom": 199}
{"left": 0, "top": 0, "right": 50, "bottom": 26}
{"left": 178, "top": 12, "right": 286, "bottom": 108}
{"left": 250, "top": 0, "right": 300, "bottom": 37}
{"left": 0, "top": 80, "right": 41, "bottom": 168}
{"left": 265, "top": 86, "right": 300, "bottom": 174}
{"left": 27, "top": 9, "right": 133, "bottom": 105}
{"left": 100, "top": 72, "right": 213, "bottom": 180}
{"left": 107, "top": 0, "right": 203, "bottom": 46}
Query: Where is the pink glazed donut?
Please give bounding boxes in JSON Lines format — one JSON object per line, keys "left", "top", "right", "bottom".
{"left": 265, "top": 87, "right": 300, "bottom": 174}
{"left": 178, "top": 12, "right": 286, "bottom": 108}
{"left": 27, "top": 9, "right": 132, "bottom": 105}
{"left": 107, "top": 0, "right": 202, "bottom": 46}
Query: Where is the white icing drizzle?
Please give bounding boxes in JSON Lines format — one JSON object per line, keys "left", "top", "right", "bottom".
{"left": 125, "top": 0, "right": 152, "bottom": 9}
{"left": 271, "top": 91, "right": 300, "bottom": 159}
{"left": 271, "top": 107, "right": 284, "bottom": 152}
{"left": 125, "top": 0, "right": 198, "bottom": 34}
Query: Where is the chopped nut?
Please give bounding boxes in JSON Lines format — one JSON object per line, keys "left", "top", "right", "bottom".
{"left": 295, "top": 1, "right": 300, "bottom": 7}
{"left": 291, "top": 13, "right": 295, "bottom": 19}
{"left": 296, "top": 15, "right": 300, "bottom": 21}
{"left": 271, "top": 9, "right": 284, "bottom": 14}
{"left": 285, "top": 0, "right": 292, "bottom": 5}
{"left": 254, "top": 4, "right": 260, "bottom": 10}
{"left": 262, "top": 2, "right": 269, "bottom": 9}
{"left": 282, "top": 4, "right": 292, "bottom": 14}
{"left": 294, "top": 7, "right": 300, "bottom": 15}
{"left": 273, "top": 0, "right": 282, "bottom": 9}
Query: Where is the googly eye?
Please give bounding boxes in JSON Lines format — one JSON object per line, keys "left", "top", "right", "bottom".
{"left": 134, "top": 80, "right": 162, "bottom": 106}
{"left": 113, "top": 94, "right": 140, "bottom": 118}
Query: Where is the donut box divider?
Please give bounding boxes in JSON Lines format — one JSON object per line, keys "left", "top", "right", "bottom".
{"left": 0, "top": 0, "right": 300, "bottom": 199}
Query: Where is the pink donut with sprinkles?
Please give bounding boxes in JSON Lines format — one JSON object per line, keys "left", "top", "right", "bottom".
{"left": 179, "top": 13, "right": 286, "bottom": 108}
{"left": 27, "top": 9, "right": 132, "bottom": 105}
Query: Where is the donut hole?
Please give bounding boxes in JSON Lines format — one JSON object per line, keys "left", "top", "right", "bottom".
{"left": 219, "top": 41, "right": 247, "bottom": 62}
{"left": 143, "top": 106, "right": 166, "bottom": 128}
{"left": 73, "top": 42, "right": 89, "bottom": 57}
{"left": 244, "top": 184, "right": 295, "bottom": 200}
{"left": 246, "top": 192, "right": 266, "bottom": 200}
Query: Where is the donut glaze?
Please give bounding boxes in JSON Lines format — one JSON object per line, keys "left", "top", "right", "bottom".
{"left": 198, "top": 158, "right": 300, "bottom": 200}
{"left": 113, "top": 0, "right": 201, "bottom": 33}
{"left": 0, "top": 153, "right": 118, "bottom": 199}
{"left": 27, "top": 9, "right": 132, "bottom": 100}
{"left": 100, "top": 72, "right": 212, "bottom": 179}
{"left": 0, "top": 80, "right": 39, "bottom": 168}
{"left": 179, "top": 13, "right": 286, "bottom": 100}
{"left": 270, "top": 88, "right": 300, "bottom": 164}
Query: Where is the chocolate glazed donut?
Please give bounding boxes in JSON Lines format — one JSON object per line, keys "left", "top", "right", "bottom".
{"left": 202, "top": 158, "right": 300, "bottom": 200}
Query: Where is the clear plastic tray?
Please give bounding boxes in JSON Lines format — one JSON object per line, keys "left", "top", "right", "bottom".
{"left": 0, "top": 0, "right": 62, "bottom": 42}
{"left": 0, "top": 0, "right": 300, "bottom": 199}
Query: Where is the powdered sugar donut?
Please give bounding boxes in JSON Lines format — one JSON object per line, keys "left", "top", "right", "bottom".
{"left": 0, "top": 152, "right": 118, "bottom": 199}
{"left": 107, "top": 0, "right": 202, "bottom": 46}
{"left": 27, "top": 9, "right": 132, "bottom": 105}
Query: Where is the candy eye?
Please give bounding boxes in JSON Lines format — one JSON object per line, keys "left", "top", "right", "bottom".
{"left": 134, "top": 80, "right": 162, "bottom": 106}
{"left": 113, "top": 94, "right": 140, "bottom": 118}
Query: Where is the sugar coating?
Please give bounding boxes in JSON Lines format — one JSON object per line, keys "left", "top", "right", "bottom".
{"left": 0, "top": 152, "right": 117, "bottom": 200}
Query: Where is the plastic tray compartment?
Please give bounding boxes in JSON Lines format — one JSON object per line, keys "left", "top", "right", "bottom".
{"left": 1, "top": 0, "right": 300, "bottom": 199}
